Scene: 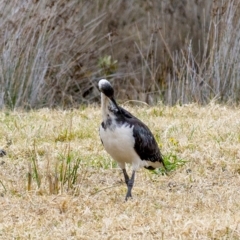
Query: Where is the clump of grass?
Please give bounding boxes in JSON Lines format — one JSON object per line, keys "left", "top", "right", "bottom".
{"left": 58, "top": 152, "right": 82, "bottom": 193}
{"left": 27, "top": 142, "right": 42, "bottom": 190}
{"left": 27, "top": 147, "right": 84, "bottom": 194}
{"left": 26, "top": 111, "right": 86, "bottom": 194}
{"left": 150, "top": 153, "right": 187, "bottom": 175}
{"left": 163, "top": 153, "right": 187, "bottom": 172}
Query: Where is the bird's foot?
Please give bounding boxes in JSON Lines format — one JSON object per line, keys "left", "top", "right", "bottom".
{"left": 125, "top": 173, "right": 135, "bottom": 201}
{"left": 122, "top": 169, "right": 135, "bottom": 201}
{"left": 125, "top": 191, "right": 132, "bottom": 201}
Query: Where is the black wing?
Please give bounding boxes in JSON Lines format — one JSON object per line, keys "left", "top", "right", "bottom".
{"left": 113, "top": 105, "right": 164, "bottom": 164}
{"left": 132, "top": 120, "right": 163, "bottom": 163}
{"left": 117, "top": 106, "right": 163, "bottom": 163}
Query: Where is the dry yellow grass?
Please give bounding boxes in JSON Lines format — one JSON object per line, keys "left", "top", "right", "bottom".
{"left": 0, "top": 104, "right": 240, "bottom": 239}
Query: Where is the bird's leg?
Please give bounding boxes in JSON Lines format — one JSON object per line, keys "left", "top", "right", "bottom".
{"left": 125, "top": 170, "right": 136, "bottom": 201}
{"left": 122, "top": 168, "right": 129, "bottom": 185}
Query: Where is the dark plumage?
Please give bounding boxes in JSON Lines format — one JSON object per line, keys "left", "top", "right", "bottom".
{"left": 98, "top": 79, "right": 165, "bottom": 200}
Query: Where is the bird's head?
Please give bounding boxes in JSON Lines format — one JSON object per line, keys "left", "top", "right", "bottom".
{"left": 98, "top": 79, "right": 120, "bottom": 116}
{"left": 98, "top": 79, "right": 114, "bottom": 99}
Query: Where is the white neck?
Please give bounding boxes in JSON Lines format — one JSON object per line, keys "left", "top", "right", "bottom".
{"left": 101, "top": 92, "right": 110, "bottom": 122}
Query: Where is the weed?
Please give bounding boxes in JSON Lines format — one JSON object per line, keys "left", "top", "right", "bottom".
{"left": 163, "top": 153, "right": 187, "bottom": 172}
{"left": 58, "top": 151, "right": 82, "bottom": 192}
{"left": 152, "top": 153, "right": 187, "bottom": 175}
{"left": 30, "top": 156, "right": 41, "bottom": 189}
{"left": 98, "top": 55, "right": 118, "bottom": 76}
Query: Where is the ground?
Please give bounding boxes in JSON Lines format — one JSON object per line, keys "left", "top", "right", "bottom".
{"left": 0, "top": 104, "right": 240, "bottom": 239}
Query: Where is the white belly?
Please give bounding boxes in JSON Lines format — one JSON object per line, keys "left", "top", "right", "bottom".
{"left": 100, "top": 124, "right": 140, "bottom": 166}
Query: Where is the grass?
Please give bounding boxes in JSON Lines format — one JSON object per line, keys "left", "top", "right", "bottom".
{"left": 0, "top": 1, "right": 240, "bottom": 108}
{"left": 0, "top": 104, "right": 240, "bottom": 239}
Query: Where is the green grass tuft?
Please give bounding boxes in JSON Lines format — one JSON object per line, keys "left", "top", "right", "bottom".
{"left": 163, "top": 153, "right": 187, "bottom": 172}
{"left": 151, "top": 153, "right": 187, "bottom": 175}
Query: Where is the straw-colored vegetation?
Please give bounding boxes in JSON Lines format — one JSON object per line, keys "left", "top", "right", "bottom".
{"left": 0, "top": 104, "right": 240, "bottom": 239}
{"left": 0, "top": 0, "right": 240, "bottom": 108}
{"left": 0, "top": 1, "right": 240, "bottom": 238}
